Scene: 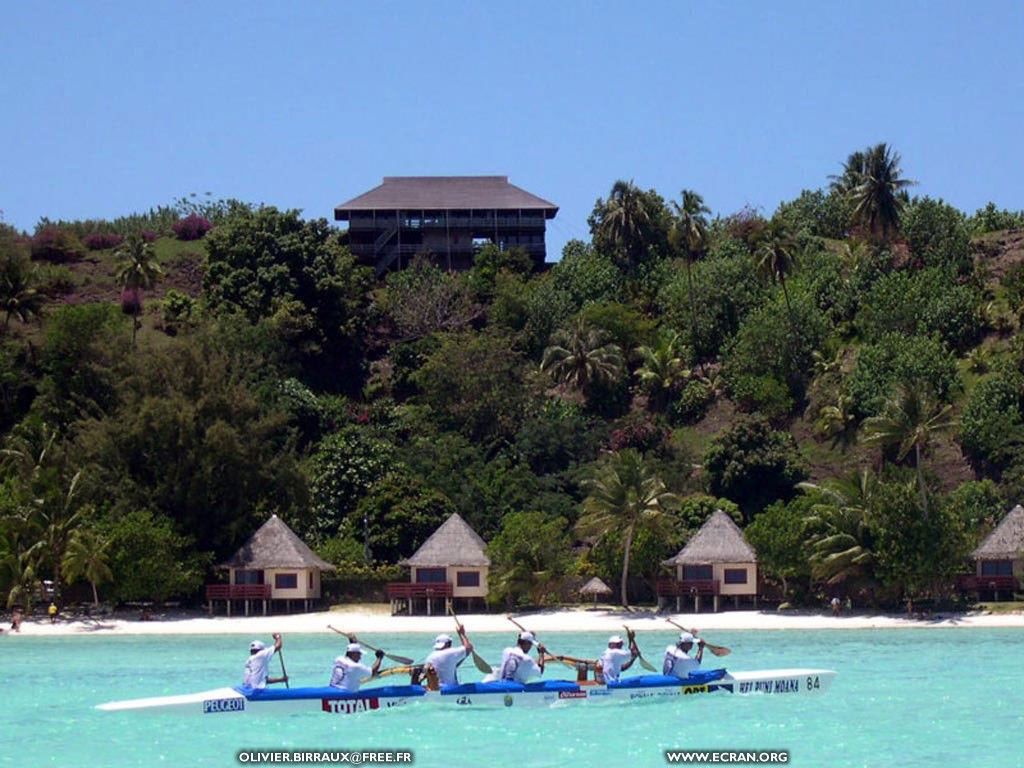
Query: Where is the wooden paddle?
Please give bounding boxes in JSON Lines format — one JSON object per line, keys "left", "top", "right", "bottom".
{"left": 278, "top": 648, "right": 290, "bottom": 688}
{"left": 448, "top": 606, "right": 493, "bottom": 674}
{"left": 623, "top": 625, "right": 657, "bottom": 672}
{"left": 327, "top": 625, "right": 415, "bottom": 664}
{"left": 664, "top": 618, "right": 731, "bottom": 657}
{"left": 506, "top": 615, "right": 554, "bottom": 664}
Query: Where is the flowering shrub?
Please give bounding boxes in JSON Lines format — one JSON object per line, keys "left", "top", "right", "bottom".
{"left": 31, "top": 226, "right": 84, "bottom": 262}
{"left": 140, "top": 229, "right": 158, "bottom": 243}
{"left": 172, "top": 214, "right": 212, "bottom": 241}
{"left": 83, "top": 232, "right": 124, "bottom": 250}
{"left": 120, "top": 287, "right": 142, "bottom": 315}
{"left": 608, "top": 415, "right": 669, "bottom": 453}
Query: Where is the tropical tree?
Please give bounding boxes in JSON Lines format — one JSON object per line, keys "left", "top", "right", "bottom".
{"left": 1, "top": 252, "right": 45, "bottom": 330}
{"left": 861, "top": 383, "right": 956, "bottom": 518}
{"left": 576, "top": 449, "right": 679, "bottom": 607}
{"left": 845, "top": 143, "right": 916, "bottom": 242}
{"left": 635, "top": 331, "right": 690, "bottom": 410}
{"left": 755, "top": 219, "right": 800, "bottom": 342}
{"left": 596, "top": 180, "right": 651, "bottom": 271}
{"left": 29, "top": 470, "right": 91, "bottom": 600}
{"left": 62, "top": 528, "right": 112, "bottom": 606}
{"left": 801, "top": 470, "right": 879, "bottom": 588}
{"left": 115, "top": 234, "right": 162, "bottom": 346}
{"left": 541, "top": 319, "right": 625, "bottom": 401}
{"left": 669, "top": 190, "right": 711, "bottom": 344}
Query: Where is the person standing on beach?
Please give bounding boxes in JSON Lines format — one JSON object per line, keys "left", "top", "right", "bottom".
{"left": 598, "top": 634, "right": 639, "bottom": 683}
{"left": 423, "top": 626, "right": 473, "bottom": 687}
{"left": 663, "top": 632, "right": 704, "bottom": 678}
{"left": 243, "top": 633, "right": 287, "bottom": 689}
{"left": 48, "top": 602, "right": 58, "bottom": 623}
{"left": 483, "top": 631, "right": 548, "bottom": 683}
{"left": 831, "top": 597, "right": 841, "bottom": 617}
{"left": 11, "top": 608, "right": 23, "bottom": 632}
{"left": 329, "top": 643, "right": 384, "bottom": 692}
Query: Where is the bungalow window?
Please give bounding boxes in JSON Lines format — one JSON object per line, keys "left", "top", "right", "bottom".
{"left": 456, "top": 571, "right": 480, "bottom": 588}
{"left": 415, "top": 568, "right": 447, "bottom": 584}
{"left": 683, "top": 565, "right": 713, "bottom": 581}
{"left": 274, "top": 573, "right": 298, "bottom": 590}
{"left": 234, "top": 570, "right": 264, "bottom": 585}
{"left": 980, "top": 560, "right": 1013, "bottom": 576}
{"left": 724, "top": 568, "right": 748, "bottom": 585}
{"left": 308, "top": 572, "right": 314, "bottom": 588}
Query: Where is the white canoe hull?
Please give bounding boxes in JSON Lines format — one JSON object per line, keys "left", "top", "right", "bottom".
{"left": 97, "top": 668, "right": 835, "bottom": 716}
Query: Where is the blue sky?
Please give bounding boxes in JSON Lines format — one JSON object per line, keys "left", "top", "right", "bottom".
{"left": 2, "top": 1, "right": 1022, "bottom": 257}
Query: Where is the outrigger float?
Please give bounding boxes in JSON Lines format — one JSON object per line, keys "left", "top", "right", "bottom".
{"left": 97, "top": 668, "right": 835, "bottom": 716}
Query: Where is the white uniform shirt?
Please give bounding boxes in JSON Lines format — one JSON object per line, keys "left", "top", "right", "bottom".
{"left": 425, "top": 646, "right": 468, "bottom": 686}
{"left": 599, "top": 647, "right": 633, "bottom": 683}
{"left": 243, "top": 647, "right": 276, "bottom": 689}
{"left": 330, "top": 655, "right": 373, "bottom": 691}
{"left": 495, "top": 646, "right": 542, "bottom": 683}
{"left": 663, "top": 644, "right": 700, "bottom": 678}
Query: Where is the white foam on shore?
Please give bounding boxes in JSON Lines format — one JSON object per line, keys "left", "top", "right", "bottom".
{"left": 5, "top": 607, "right": 1024, "bottom": 637}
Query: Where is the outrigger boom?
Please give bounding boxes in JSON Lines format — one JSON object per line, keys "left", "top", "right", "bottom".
{"left": 97, "top": 668, "right": 836, "bottom": 715}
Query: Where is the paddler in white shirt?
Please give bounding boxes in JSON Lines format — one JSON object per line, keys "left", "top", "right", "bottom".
{"left": 483, "top": 631, "right": 548, "bottom": 683}
{"left": 663, "top": 632, "right": 704, "bottom": 678}
{"left": 423, "top": 625, "right": 473, "bottom": 687}
{"left": 243, "top": 633, "right": 287, "bottom": 689}
{"left": 597, "top": 634, "right": 639, "bottom": 683}
{"left": 329, "top": 642, "right": 384, "bottom": 692}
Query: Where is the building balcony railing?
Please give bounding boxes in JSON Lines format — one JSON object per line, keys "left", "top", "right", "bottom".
{"left": 206, "top": 584, "right": 272, "bottom": 600}
{"left": 956, "top": 575, "right": 1018, "bottom": 591}
{"left": 349, "top": 216, "right": 546, "bottom": 230}
{"left": 656, "top": 578, "right": 720, "bottom": 597}
{"left": 350, "top": 243, "right": 546, "bottom": 258}
{"left": 385, "top": 582, "right": 454, "bottom": 598}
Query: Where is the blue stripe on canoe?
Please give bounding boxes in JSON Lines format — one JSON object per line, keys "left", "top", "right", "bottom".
{"left": 439, "top": 680, "right": 582, "bottom": 695}
{"left": 237, "top": 685, "right": 427, "bottom": 701}
{"left": 606, "top": 669, "right": 727, "bottom": 689}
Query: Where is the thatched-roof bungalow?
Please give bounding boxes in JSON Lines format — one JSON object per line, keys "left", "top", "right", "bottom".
{"left": 206, "top": 514, "right": 335, "bottom": 616}
{"left": 387, "top": 513, "right": 490, "bottom": 615}
{"left": 659, "top": 510, "right": 758, "bottom": 612}
{"left": 580, "top": 576, "right": 612, "bottom": 605}
{"left": 959, "top": 505, "right": 1024, "bottom": 601}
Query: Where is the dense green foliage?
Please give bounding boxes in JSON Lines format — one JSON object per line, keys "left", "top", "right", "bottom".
{"left": 2, "top": 152, "right": 1021, "bottom": 611}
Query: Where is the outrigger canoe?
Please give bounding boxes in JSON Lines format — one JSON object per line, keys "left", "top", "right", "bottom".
{"left": 97, "top": 668, "right": 835, "bottom": 715}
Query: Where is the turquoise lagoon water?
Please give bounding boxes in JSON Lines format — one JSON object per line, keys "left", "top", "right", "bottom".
{"left": 5, "top": 628, "right": 1023, "bottom": 768}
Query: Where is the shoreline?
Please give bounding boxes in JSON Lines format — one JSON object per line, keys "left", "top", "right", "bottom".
{"left": 5, "top": 606, "right": 1024, "bottom": 637}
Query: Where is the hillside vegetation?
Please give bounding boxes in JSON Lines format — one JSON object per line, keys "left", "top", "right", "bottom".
{"left": 3, "top": 149, "right": 1024, "bottom": 611}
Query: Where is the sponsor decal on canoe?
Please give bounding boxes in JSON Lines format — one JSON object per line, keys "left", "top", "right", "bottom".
{"left": 557, "top": 691, "right": 588, "bottom": 700}
{"left": 738, "top": 678, "right": 800, "bottom": 694}
{"left": 203, "top": 698, "right": 245, "bottom": 713}
{"left": 587, "top": 689, "right": 610, "bottom": 697}
{"left": 681, "top": 685, "right": 709, "bottom": 695}
{"left": 321, "top": 698, "right": 381, "bottom": 714}
{"left": 503, "top": 695, "right": 514, "bottom": 707}
{"left": 455, "top": 696, "right": 472, "bottom": 706}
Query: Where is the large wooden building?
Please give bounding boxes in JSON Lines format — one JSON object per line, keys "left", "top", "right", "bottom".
{"left": 387, "top": 513, "right": 490, "bottom": 615}
{"left": 959, "top": 504, "right": 1024, "bottom": 602}
{"left": 658, "top": 510, "right": 759, "bottom": 612}
{"left": 334, "top": 176, "right": 558, "bottom": 275}
{"left": 206, "top": 515, "right": 335, "bottom": 616}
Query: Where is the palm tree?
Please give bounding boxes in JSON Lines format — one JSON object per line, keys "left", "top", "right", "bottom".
{"left": 597, "top": 180, "right": 650, "bottom": 271}
{"left": 755, "top": 219, "right": 801, "bottom": 342}
{"left": 541, "top": 319, "right": 625, "bottom": 401}
{"left": 635, "top": 331, "right": 690, "bottom": 410}
{"left": 828, "top": 150, "right": 868, "bottom": 196}
{"left": 861, "top": 384, "right": 956, "bottom": 518}
{"left": 669, "top": 190, "right": 711, "bottom": 348}
{"left": 845, "top": 143, "right": 915, "bottom": 242}
{"left": 29, "top": 470, "right": 90, "bottom": 601}
{"left": 115, "top": 234, "right": 162, "bottom": 346}
{"left": 1, "top": 253, "right": 45, "bottom": 330}
{"left": 62, "top": 529, "right": 112, "bottom": 607}
{"left": 576, "top": 449, "right": 679, "bottom": 608}
{"left": 815, "top": 394, "right": 858, "bottom": 451}
{"left": 800, "top": 470, "right": 878, "bottom": 588}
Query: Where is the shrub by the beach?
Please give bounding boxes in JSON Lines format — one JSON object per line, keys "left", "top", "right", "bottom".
{"left": 745, "top": 495, "right": 814, "bottom": 598}
{"left": 172, "top": 213, "right": 212, "bottom": 241}
{"left": 488, "top": 510, "right": 574, "bottom": 608}
{"left": 83, "top": 232, "right": 124, "bottom": 250}
{"left": 31, "top": 226, "right": 84, "bottom": 262}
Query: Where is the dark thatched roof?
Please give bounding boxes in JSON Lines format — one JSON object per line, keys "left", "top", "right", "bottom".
{"left": 399, "top": 513, "right": 490, "bottom": 568}
{"left": 973, "top": 505, "right": 1024, "bottom": 560}
{"left": 662, "top": 510, "right": 757, "bottom": 565}
{"left": 220, "top": 515, "right": 335, "bottom": 571}
{"left": 334, "top": 176, "right": 558, "bottom": 219}
{"left": 579, "top": 576, "right": 612, "bottom": 595}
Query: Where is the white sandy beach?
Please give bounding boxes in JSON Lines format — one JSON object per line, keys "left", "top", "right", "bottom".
{"left": 5, "top": 606, "right": 1024, "bottom": 637}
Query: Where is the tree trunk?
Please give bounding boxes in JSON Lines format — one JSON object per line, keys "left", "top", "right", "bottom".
{"left": 91, "top": 580, "right": 99, "bottom": 607}
{"left": 685, "top": 257, "right": 699, "bottom": 355}
{"left": 132, "top": 307, "right": 139, "bottom": 348}
{"left": 620, "top": 526, "right": 634, "bottom": 609}
{"left": 915, "top": 443, "right": 929, "bottom": 519}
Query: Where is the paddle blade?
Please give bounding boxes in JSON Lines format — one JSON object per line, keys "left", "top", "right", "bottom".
{"left": 385, "top": 651, "right": 415, "bottom": 665}
{"left": 637, "top": 655, "right": 657, "bottom": 672}
{"left": 471, "top": 650, "right": 492, "bottom": 675}
{"left": 706, "top": 644, "right": 731, "bottom": 657}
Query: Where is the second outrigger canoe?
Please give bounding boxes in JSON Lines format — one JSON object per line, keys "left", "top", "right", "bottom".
{"left": 97, "top": 667, "right": 836, "bottom": 715}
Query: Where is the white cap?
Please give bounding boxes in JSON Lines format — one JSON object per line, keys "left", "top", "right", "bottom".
{"left": 678, "top": 632, "right": 696, "bottom": 645}
{"left": 518, "top": 631, "right": 536, "bottom": 646}
{"left": 608, "top": 635, "right": 624, "bottom": 645}
{"left": 250, "top": 640, "right": 265, "bottom": 652}
{"left": 433, "top": 634, "right": 452, "bottom": 650}
{"left": 346, "top": 642, "right": 363, "bottom": 654}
